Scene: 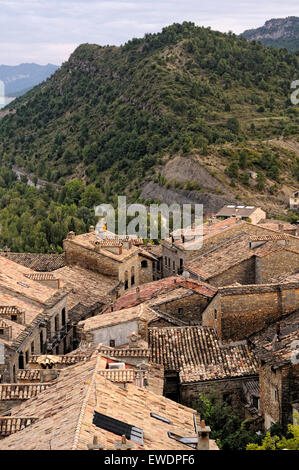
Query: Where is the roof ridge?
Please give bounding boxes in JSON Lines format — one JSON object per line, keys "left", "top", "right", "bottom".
{"left": 71, "top": 354, "right": 99, "bottom": 450}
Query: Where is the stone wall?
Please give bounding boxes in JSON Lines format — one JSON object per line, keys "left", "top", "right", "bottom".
{"left": 209, "top": 257, "right": 256, "bottom": 287}
{"left": 156, "top": 293, "right": 211, "bottom": 324}
{"left": 202, "top": 283, "right": 299, "bottom": 342}
{"left": 180, "top": 376, "right": 255, "bottom": 417}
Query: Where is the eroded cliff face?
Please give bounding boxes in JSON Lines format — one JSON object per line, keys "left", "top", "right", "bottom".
{"left": 242, "top": 17, "right": 299, "bottom": 51}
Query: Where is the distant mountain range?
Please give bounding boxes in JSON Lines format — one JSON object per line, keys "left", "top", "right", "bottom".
{"left": 241, "top": 16, "right": 299, "bottom": 52}
{"left": 0, "top": 63, "right": 59, "bottom": 97}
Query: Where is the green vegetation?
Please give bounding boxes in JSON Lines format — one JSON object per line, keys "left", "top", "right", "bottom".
{"left": 242, "top": 17, "right": 299, "bottom": 52}
{"left": 0, "top": 168, "right": 97, "bottom": 253}
{"left": 0, "top": 22, "right": 298, "bottom": 195}
{"left": 247, "top": 425, "right": 299, "bottom": 450}
{"left": 192, "top": 393, "right": 263, "bottom": 450}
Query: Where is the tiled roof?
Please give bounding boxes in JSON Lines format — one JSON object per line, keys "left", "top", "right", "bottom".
{"left": 0, "top": 257, "right": 62, "bottom": 306}
{"left": 17, "top": 370, "right": 41, "bottom": 382}
{"left": 0, "top": 252, "right": 66, "bottom": 272}
{"left": 98, "top": 369, "right": 147, "bottom": 383}
{"left": 79, "top": 305, "right": 159, "bottom": 332}
{"left": 243, "top": 380, "right": 260, "bottom": 397}
{"left": 65, "top": 231, "right": 140, "bottom": 261}
{"left": 53, "top": 265, "right": 119, "bottom": 314}
{"left": 186, "top": 234, "right": 298, "bottom": 280}
{"left": 0, "top": 354, "right": 217, "bottom": 450}
{"left": 249, "top": 310, "right": 299, "bottom": 367}
{"left": 216, "top": 205, "right": 259, "bottom": 218}
{"left": 98, "top": 347, "right": 150, "bottom": 358}
{"left": 0, "top": 417, "right": 38, "bottom": 437}
{"left": 0, "top": 383, "right": 52, "bottom": 400}
{"left": 163, "top": 217, "right": 240, "bottom": 250}
{"left": 149, "top": 326, "right": 258, "bottom": 383}
{"left": 29, "top": 354, "right": 90, "bottom": 366}
{"left": 104, "top": 276, "right": 216, "bottom": 312}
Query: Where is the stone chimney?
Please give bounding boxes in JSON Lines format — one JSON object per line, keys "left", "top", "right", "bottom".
{"left": 89, "top": 226, "right": 95, "bottom": 233}
{"left": 278, "top": 223, "right": 284, "bottom": 233}
{"left": 136, "top": 286, "right": 140, "bottom": 301}
{"left": 66, "top": 231, "right": 76, "bottom": 240}
{"left": 197, "top": 419, "right": 211, "bottom": 450}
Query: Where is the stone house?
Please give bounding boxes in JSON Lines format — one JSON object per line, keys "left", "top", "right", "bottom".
{"left": 148, "top": 326, "right": 258, "bottom": 414}
{"left": 186, "top": 233, "right": 299, "bottom": 287}
{"left": 215, "top": 205, "right": 266, "bottom": 224}
{"left": 63, "top": 227, "right": 156, "bottom": 293}
{"left": 102, "top": 276, "right": 217, "bottom": 326}
{"left": 0, "top": 257, "right": 72, "bottom": 383}
{"left": 202, "top": 279, "right": 299, "bottom": 343}
{"left": 250, "top": 310, "right": 299, "bottom": 430}
{"left": 289, "top": 190, "right": 299, "bottom": 211}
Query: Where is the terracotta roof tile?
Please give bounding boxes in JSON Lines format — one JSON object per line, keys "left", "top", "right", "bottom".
{"left": 149, "top": 326, "right": 258, "bottom": 382}
{"left": 0, "top": 253, "right": 66, "bottom": 272}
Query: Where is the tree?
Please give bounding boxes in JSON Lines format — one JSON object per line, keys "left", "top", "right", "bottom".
{"left": 192, "top": 393, "right": 262, "bottom": 450}
{"left": 247, "top": 425, "right": 299, "bottom": 450}
{"left": 227, "top": 117, "right": 240, "bottom": 134}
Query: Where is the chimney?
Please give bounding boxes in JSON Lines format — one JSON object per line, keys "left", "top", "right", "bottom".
{"left": 66, "top": 231, "right": 76, "bottom": 240}
{"left": 171, "top": 235, "right": 174, "bottom": 244}
{"left": 119, "top": 245, "right": 123, "bottom": 255}
{"left": 89, "top": 226, "right": 95, "bottom": 233}
{"left": 136, "top": 287, "right": 140, "bottom": 300}
{"left": 278, "top": 223, "right": 284, "bottom": 233}
{"left": 182, "top": 235, "right": 185, "bottom": 244}
{"left": 197, "top": 419, "right": 211, "bottom": 450}
{"left": 111, "top": 303, "right": 114, "bottom": 312}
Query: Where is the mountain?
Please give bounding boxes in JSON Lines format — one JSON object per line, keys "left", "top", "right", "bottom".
{"left": 0, "top": 63, "right": 59, "bottom": 97}
{"left": 241, "top": 17, "right": 299, "bottom": 52}
{"left": 0, "top": 22, "right": 298, "bottom": 217}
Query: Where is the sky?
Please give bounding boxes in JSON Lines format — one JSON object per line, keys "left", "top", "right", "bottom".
{"left": 0, "top": 0, "right": 298, "bottom": 65}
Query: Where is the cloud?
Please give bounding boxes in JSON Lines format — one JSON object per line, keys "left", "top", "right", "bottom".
{"left": 0, "top": 0, "right": 298, "bottom": 64}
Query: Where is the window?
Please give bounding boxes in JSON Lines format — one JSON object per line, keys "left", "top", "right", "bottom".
{"left": 164, "top": 257, "right": 167, "bottom": 267}
{"left": 150, "top": 413, "right": 171, "bottom": 424}
{"left": 168, "top": 258, "right": 170, "bottom": 268}
{"left": 0, "top": 329, "right": 4, "bottom": 335}
{"left": 273, "top": 388, "right": 278, "bottom": 402}
{"left": 93, "top": 411, "right": 143, "bottom": 445}
{"left": 55, "top": 315, "right": 59, "bottom": 332}
{"left": 173, "top": 261, "right": 176, "bottom": 273}
{"left": 131, "top": 275, "right": 135, "bottom": 286}
{"left": 141, "top": 260, "right": 148, "bottom": 269}
{"left": 31, "top": 341, "right": 34, "bottom": 354}
{"left": 25, "top": 350, "right": 29, "bottom": 364}
{"left": 178, "top": 307, "right": 183, "bottom": 315}
{"left": 61, "top": 308, "right": 66, "bottom": 326}
{"left": 11, "top": 315, "right": 17, "bottom": 322}
{"left": 214, "top": 309, "right": 217, "bottom": 320}
{"left": 110, "top": 340, "right": 116, "bottom": 348}
{"left": 124, "top": 280, "right": 129, "bottom": 290}
{"left": 168, "top": 432, "right": 198, "bottom": 448}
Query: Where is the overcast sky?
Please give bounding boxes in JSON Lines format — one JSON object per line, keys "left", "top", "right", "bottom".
{"left": 0, "top": 0, "right": 298, "bottom": 65}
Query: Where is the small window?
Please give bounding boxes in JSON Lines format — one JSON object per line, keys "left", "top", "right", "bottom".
{"left": 150, "top": 413, "right": 171, "bottom": 424}
{"left": 178, "top": 307, "right": 183, "bottom": 315}
{"left": 0, "top": 329, "right": 4, "bottom": 335}
{"left": 214, "top": 309, "right": 217, "bottom": 320}
{"left": 164, "top": 257, "right": 167, "bottom": 267}
{"left": 25, "top": 350, "right": 29, "bottom": 364}
{"left": 131, "top": 275, "right": 135, "bottom": 286}
{"left": 124, "top": 280, "right": 129, "bottom": 290}
{"left": 55, "top": 315, "right": 59, "bottom": 332}
{"left": 61, "top": 308, "right": 66, "bottom": 326}
{"left": 93, "top": 411, "right": 144, "bottom": 445}
{"left": 31, "top": 341, "right": 35, "bottom": 354}
{"left": 173, "top": 261, "right": 176, "bottom": 273}
{"left": 11, "top": 315, "right": 17, "bottom": 322}
{"left": 141, "top": 260, "right": 148, "bottom": 269}
{"left": 110, "top": 340, "right": 116, "bottom": 348}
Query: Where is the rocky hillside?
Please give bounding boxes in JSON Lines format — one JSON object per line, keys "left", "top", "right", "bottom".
{"left": 0, "top": 22, "right": 298, "bottom": 217}
{"left": 242, "top": 17, "right": 299, "bottom": 52}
